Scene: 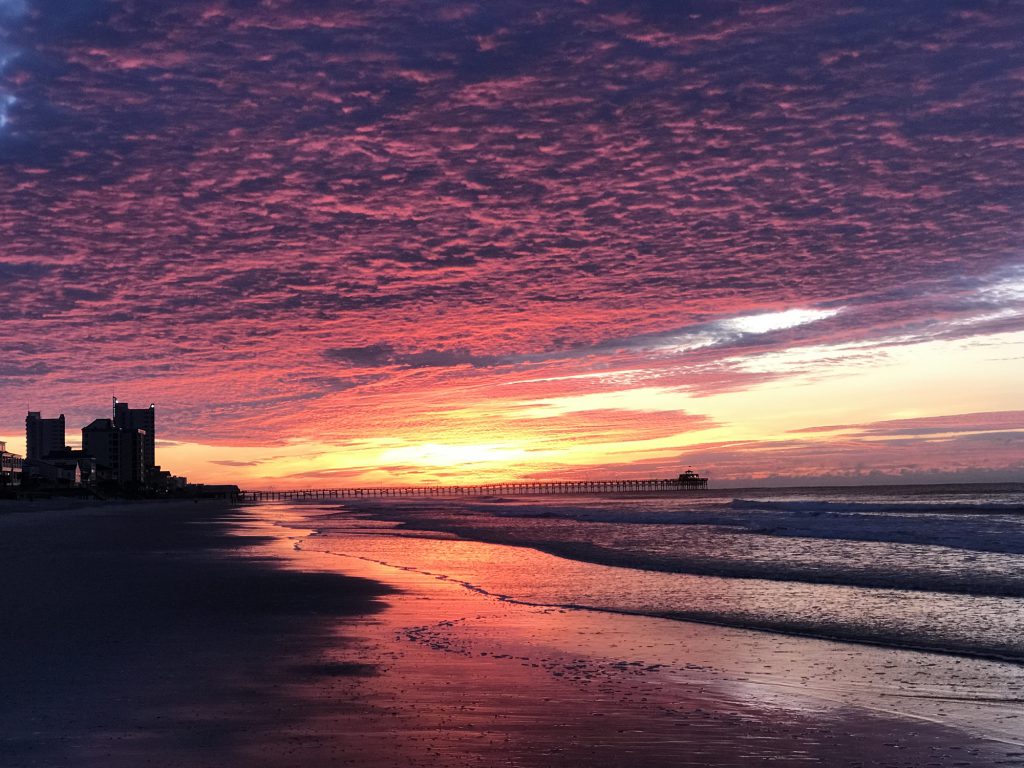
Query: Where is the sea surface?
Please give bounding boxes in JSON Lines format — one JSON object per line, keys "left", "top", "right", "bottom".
{"left": 295, "top": 483, "right": 1024, "bottom": 662}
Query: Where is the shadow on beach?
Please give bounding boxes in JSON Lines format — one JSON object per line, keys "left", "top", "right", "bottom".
{"left": 0, "top": 500, "right": 394, "bottom": 767}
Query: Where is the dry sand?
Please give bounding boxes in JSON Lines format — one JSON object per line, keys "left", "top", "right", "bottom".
{"left": 1, "top": 499, "right": 1021, "bottom": 766}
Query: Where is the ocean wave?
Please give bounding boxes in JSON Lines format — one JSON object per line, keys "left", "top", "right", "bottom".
{"left": 306, "top": 544, "right": 1024, "bottom": 665}
{"left": 299, "top": 488, "right": 1024, "bottom": 665}
{"left": 624, "top": 609, "right": 1024, "bottom": 664}
{"left": 509, "top": 538, "right": 1024, "bottom": 599}
{"left": 338, "top": 495, "right": 1024, "bottom": 594}
{"left": 352, "top": 515, "right": 1024, "bottom": 597}
{"left": 435, "top": 501, "right": 1024, "bottom": 556}
{"left": 730, "top": 498, "right": 1024, "bottom": 514}
{"left": 469, "top": 498, "right": 1024, "bottom": 524}
{"left": 487, "top": 505, "right": 723, "bottom": 525}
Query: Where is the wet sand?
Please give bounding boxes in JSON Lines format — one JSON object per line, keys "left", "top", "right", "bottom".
{"left": 1, "top": 500, "right": 1022, "bottom": 766}
{"left": 0, "top": 500, "right": 394, "bottom": 767}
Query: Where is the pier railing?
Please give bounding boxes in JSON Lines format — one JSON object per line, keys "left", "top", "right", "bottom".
{"left": 238, "top": 476, "right": 707, "bottom": 503}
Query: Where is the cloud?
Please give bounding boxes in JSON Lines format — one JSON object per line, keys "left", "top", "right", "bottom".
{"left": 324, "top": 344, "right": 504, "bottom": 369}
{"left": 0, "top": 0, "right": 26, "bottom": 131}
{"left": 323, "top": 345, "right": 396, "bottom": 367}
{"left": 0, "top": 361, "right": 50, "bottom": 377}
{"left": 791, "top": 411, "right": 1024, "bottom": 437}
{"left": 674, "top": 412, "right": 1024, "bottom": 484}
{"left": 0, "top": 1, "right": 1022, "bottom": 482}
{"left": 0, "top": 0, "right": 26, "bottom": 18}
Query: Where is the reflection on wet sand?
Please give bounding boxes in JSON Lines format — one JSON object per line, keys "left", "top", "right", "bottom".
{"left": 238, "top": 502, "right": 1024, "bottom": 767}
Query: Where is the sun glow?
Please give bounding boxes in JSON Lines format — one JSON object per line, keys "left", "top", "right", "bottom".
{"left": 378, "top": 442, "right": 530, "bottom": 468}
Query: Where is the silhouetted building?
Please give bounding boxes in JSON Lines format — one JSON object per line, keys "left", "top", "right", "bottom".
{"left": 82, "top": 418, "right": 145, "bottom": 487}
{"left": 43, "top": 447, "right": 97, "bottom": 486}
{"left": 0, "top": 440, "right": 24, "bottom": 488}
{"left": 26, "top": 411, "right": 66, "bottom": 460}
{"left": 113, "top": 397, "right": 155, "bottom": 475}
{"left": 149, "top": 465, "right": 188, "bottom": 493}
{"left": 191, "top": 484, "right": 240, "bottom": 499}
{"left": 24, "top": 457, "right": 80, "bottom": 487}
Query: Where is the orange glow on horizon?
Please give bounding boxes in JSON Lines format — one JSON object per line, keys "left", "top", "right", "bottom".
{"left": 129, "top": 331, "right": 1024, "bottom": 489}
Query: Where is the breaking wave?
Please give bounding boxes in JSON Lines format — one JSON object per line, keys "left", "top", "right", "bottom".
{"left": 730, "top": 498, "right": 1024, "bottom": 515}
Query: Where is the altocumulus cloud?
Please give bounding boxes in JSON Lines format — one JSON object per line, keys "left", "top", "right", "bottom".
{"left": 0, "top": 0, "right": 1022, "bottom": 470}
{"left": 325, "top": 344, "right": 505, "bottom": 369}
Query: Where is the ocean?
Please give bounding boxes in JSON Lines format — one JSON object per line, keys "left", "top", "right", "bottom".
{"left": 293, "top": 483, "right": 1024, "bottom": 663}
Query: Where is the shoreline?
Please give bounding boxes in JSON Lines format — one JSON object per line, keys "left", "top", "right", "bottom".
{"left": 332, "top": 551, "right": 1024, "bottom": 750}
{"left": 303, "top": 524, "right": 1024, "bottom": 666}
{"left": 251, "top": 502, "right": 1024, "bottom": 763}
{"left": 2, "top": 498, "right": 1021, "bottom": 766}
{"left": 331, "top": 492, "right": 1024, "bottom": 662}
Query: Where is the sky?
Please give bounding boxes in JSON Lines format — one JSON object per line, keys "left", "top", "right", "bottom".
{"left": 1, "top": 0, "right": 1023, "bottom": 489}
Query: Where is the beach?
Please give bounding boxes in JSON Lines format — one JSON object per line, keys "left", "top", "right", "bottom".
{"left": 1, "top": 496, "right": 1022, "bottom": 766}
{"left": 0, "top": 499, "right": 394, "bottom": 767}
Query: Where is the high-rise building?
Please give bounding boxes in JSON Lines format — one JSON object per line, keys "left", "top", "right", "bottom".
{"left": 26, "top": 412, "right": 66, "bottom": 460}
{"left": 112, "top": 397, "right": 155, "bottom": 473}
{"left": 82, "top": 418, "right": 145, "bottom": 487}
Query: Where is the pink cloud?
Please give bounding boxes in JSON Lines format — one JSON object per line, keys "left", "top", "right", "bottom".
{"left": 1, "top": 2, "right": 1023, "bottom": 483}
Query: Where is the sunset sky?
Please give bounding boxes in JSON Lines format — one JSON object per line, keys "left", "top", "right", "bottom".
{"left": 2, "top": 1, "right": 1023, "bottom": 488}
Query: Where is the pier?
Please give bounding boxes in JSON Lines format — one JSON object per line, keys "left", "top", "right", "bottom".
{"left": 237, "top": 473, "right": 707, "bottom": 503}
